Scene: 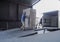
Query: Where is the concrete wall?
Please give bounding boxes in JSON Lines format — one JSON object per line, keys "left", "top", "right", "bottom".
{"left": 23, "top": 8, "right": 36, "bottom": 29}
{"left": 30, "top": 9, "right": 36, "bottom": 29}
{"left": 58, "top": 11, "right": 60, "bottom": 28}
{"left": 0, "top": 1, "right": 31, "bottom": 30}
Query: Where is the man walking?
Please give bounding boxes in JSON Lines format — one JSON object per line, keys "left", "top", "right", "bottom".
{"left": 21, "top": 12, "right": 26, "bottom": 30}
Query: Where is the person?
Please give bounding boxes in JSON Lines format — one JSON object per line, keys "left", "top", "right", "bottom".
{"left": 21, "top": 12, "right": 26, "bottom": 30}
{"left": 39, "top": 18, "right": 42, "bottom": 28}
{"left": 39, "top": 18, "right": 42, "bottom": 25}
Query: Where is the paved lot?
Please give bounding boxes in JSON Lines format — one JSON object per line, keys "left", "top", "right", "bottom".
{"left": 0, "top": 28, "right": 37, "bottom": 40}
{"left": 0, "top": 28, "right": 60, "bottom": 42}
{"left": 0, "top": 29, "right": 60, "bottom": 42}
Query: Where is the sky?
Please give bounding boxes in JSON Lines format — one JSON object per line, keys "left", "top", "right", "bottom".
{"left": 33, "top": 0, "right": 60, "bottom": 18}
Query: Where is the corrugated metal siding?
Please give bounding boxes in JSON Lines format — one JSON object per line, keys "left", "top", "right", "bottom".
{"left": 0, "top": 1, "right": 31, "bottom": 30}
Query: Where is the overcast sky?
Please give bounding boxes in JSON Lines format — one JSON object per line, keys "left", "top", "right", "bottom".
{"left": 33, "top": 0, "right": 60, "bottom": 18}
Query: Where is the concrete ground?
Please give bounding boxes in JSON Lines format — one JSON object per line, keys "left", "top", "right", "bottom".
{"left": 0, "top": 28, "right": 60, "bottom": 42}
{"left": 0, "top": 28, "right": 37, "bottom": 40}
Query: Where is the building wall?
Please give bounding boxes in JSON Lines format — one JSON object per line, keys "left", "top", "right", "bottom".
{"left": 23, "top": 8, "right": 36, "bottom": 29}
{"left": 0, "top": 1, "right": 31, "bottom": 30}
{"left": 43, "top": 11, "right": 58, "bottom": 27}
{"left": 58, "top": 11, "right": 60, "bottom": 28}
